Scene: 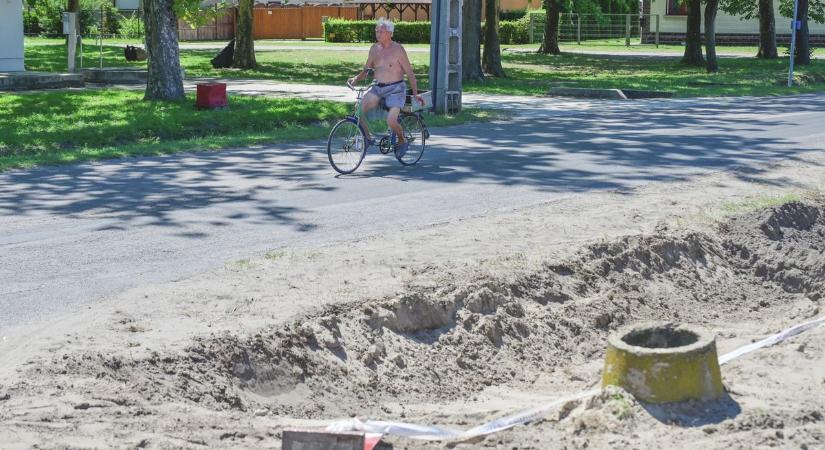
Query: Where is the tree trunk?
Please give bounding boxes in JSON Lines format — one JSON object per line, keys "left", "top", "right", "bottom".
{"left": 539, "top": 0, "right": 561, "bottom": 54}
{"left": 233, "top": 0, "right": 257, "bottom": 68}
{"left": 681, "top": 0, "right": 704, "bottom": 66}
{"left": 795, "top": 0, "right": 810, "bottom": 65}
{"left": 142, "top": 0, "right": 185, "bottom": 101}
{"left": 756, "top": 0, "right": 778, "bottom": 58}
{"left": 462, "top": 0, "right": 484, "bottom": 82}
{"left": 67, "top": 0, "right": 79, "bottom": 12}
{"left": 482, "top": 0, "right": 506, "bottom": 77}
{"left": 704, "top": 0, "right": 719, "bottom": 73}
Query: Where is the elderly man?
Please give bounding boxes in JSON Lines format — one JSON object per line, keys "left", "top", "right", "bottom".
{"left": 347, "top": 18, "right": 424, "bottom": 157}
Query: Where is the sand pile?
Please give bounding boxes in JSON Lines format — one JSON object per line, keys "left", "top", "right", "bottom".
{"left": 1, "top": 201, "right": 823, "bottom": 448}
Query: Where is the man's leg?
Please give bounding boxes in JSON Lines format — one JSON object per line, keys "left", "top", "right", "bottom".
{"left": 387, "top": 107, "right": 404, "bottom": 144}
{"left": 360, "top": 93, "right": 380, "bottom": 141}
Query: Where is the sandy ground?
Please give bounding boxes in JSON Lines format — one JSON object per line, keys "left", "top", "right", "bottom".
{"left": 1, "top": 127, "right": 825, "bottom": 449}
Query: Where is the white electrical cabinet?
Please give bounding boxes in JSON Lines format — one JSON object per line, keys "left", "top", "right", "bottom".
{"left": 0, "top": 0, "right": 25, "bottom": 72}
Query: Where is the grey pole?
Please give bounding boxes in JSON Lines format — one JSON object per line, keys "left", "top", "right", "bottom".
{"left": 63, "top": 12, "right": 78, "bottom": 72}
{"left": 428, "top": 0, "right": 462, "bottom": 114}
{"left": 625, "top": 14, "right": 631, "bottom": 46}
{"left": 655, "top": 14, "right": 659, "bottom": 48}
{"left": 788, "top": 0, "right": 800, "bottom": 87}
{"left": 577, "top": 14, "right": 581, "bottom": 45}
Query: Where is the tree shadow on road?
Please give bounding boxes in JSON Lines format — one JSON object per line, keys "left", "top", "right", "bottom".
{"left": 0, "top": 93, "right": 822, "bottom": 235}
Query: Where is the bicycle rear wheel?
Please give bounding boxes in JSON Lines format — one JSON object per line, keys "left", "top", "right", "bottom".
{"left": 327, "top": 119, "right": 367, "bottom": 174}
{"left": 396, "top": 113, "right": 426, "bottom": 166}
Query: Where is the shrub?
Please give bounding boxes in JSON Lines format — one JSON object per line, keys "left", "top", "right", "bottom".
{"left": 23, "top": 10, "right": 43, "bottom": 34}
{"left": 500, "top": 8, "right": 527, "bottom": 21}
{"left": 324, "top": 19, "right": 430, "bottom": 43}
{"left": 118, "top": 12, "right": 144, "bottom": 39}
{"left": 30, "top": 0, "right": 64, "bottom": 35}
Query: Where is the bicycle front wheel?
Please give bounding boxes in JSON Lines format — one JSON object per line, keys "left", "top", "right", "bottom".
{"left": 396, "top": 113, "right": 426, "bottom": 166}
{"left": 327, "top": 119, "right": 367, "bottom": 174}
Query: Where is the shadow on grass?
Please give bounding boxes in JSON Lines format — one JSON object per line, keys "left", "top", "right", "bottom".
{"left": 24, "top": 43, "right": 145, "bottom": 72}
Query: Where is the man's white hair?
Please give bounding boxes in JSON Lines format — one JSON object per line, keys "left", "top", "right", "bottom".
{"left": 376, "top": 17, "right": 394, "bottom": 34}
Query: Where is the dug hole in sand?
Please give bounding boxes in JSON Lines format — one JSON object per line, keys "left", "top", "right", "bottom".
{"left": 1, "top": 168, "right": 824, "bottom": 449}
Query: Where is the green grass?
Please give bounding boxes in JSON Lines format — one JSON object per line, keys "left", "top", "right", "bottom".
{"left": 721, "top": 193, "right": 803, "bottom": 213}
{"left": 506, "top": 39, "right": 825, "bottom": 56}
{"left": 25, "top": 40, "right": 825, "bottom": 97}
{"left": 468, "top": 52, "right": 825, "bottom": 96}
{"left": 24, "top": 41, "right": 145, "bottom": 72}
{"left": 0, "top": 89, "right": 499, "bottom": 171}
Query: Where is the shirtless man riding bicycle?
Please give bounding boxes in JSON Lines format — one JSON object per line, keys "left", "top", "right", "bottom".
{"left": 347, "top": 17, "right": 424, "bottom": 157}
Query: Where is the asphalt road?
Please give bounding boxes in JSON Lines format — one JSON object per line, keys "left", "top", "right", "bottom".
{"left": 2, "top": 92, "right": 824, "bottom": 328}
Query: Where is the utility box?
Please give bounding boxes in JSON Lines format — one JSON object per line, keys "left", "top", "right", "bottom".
{"left": 62, "top": 12, "right": 77, "bottom": 35}
{"left": 0, "top": 0, "right": 25, "bottom": 72}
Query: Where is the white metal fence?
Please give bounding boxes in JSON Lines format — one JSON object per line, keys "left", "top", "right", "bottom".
{"left": 528, "top": 13, "right": 661, "bottom": 46}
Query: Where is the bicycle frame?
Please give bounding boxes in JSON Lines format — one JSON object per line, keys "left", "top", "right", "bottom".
{"left": 345, "top": 76, "right": 430, "bottom": 143}
{"left": 345, "top": 78, "right": 375, "bottom": 126}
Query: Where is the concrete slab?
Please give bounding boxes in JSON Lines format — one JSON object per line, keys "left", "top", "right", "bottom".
{"left": 81, "top": 68, "right": 185, "bottom": 84}
{"left": 282, "top": 428, "right": 383, "bottom": 450}
{"left": 548, "top": 87, "right": 628, "bottom": 100}
{"left": 0, "top": 71, "right": 84, "bottom": 91}
{"left": 622, "top": 89, "right": 675, "bottom": 99}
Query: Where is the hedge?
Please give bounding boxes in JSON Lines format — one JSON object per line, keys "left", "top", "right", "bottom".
{"left": 324, "top": 19, "right": 430, "bottom": 43}
{"left": 324, "top": 15, "right": 545, "bottom": 45}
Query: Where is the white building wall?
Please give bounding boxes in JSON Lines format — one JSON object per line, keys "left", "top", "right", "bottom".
{"left": 650, "top": 0, "right": 825, "bottom": 34}
{"left": 115, "top": 0, "right": 140, "bottom": 10}
{"left": 0, "top": 0, "right": 25, "bottom": 72}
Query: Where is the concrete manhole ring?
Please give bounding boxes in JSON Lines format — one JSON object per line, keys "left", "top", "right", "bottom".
{"left": 602, "top": 322, "right": 724, "bottom": 404}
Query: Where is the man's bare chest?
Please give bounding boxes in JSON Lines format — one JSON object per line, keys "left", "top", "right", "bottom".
{"left": 374, "top": 47, "right": 402, "bottom": 69}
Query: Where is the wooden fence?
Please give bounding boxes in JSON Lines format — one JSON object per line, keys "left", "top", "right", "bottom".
{"left": 178, "top": 8, "right": 235, "bottom": 41}
{"left": 254, "top": 6, "right": 358, "bottom": 39}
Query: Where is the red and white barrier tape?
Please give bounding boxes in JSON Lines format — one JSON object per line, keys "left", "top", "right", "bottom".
{"left": 327, "top": 315, "right": 825, "bottom": 441}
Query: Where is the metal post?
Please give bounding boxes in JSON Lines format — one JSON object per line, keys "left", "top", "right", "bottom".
{"left": 788, "top": 0, "right": 800, "bottom": 86}
{"left": 63, "top": 12, "right": 78, "bottom": 72}
{"left": 625, "top": 14, "right": 631, "bottom": 46}
{"left": 429, "top": 0, "right": 447, "bottom": 113}
{"left": 655, "top": 14, "right": 659, "bottom": 48}
{"left": 577, "top": 14, "right": 581, "bottom": 45}
{"left": 99, "top": 32, "right": 103, "bottom": 68}
{"left": 529, "top": 13, "right": 534, "bottom": 44}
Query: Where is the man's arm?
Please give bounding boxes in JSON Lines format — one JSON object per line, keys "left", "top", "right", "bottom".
{"left": 349, "top": 46, "right": 376, "bottom": 84}
{"left": 398, "top": 47, "right": 424, "bottom": 104}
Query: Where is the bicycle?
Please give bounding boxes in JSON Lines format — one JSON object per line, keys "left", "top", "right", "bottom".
{"left": 327, "top": 76, "right": 430, "bottom": 175}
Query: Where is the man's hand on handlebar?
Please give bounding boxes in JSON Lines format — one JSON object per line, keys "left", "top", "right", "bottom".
{"left": 413, "top": 94, "right": 425, "bottom": 105}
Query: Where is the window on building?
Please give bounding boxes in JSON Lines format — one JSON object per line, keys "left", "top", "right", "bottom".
{"left": 667, "top": 0, "right": 688, "bottom": 15}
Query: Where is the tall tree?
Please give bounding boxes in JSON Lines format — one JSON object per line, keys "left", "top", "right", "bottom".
{"left": 142, "top": 0, "right": 185, "bottom": 100}
{"left": 482, "top": 0, "right": 506, "bottom": 76}
{"left": 757, "top": 0, "right": 779, "bottom": 57}
{"left": 779, "top": 0, "right": 825, "bottom": 65}
{"left": 722, "top": 0, "right": 778, "bottom": 58}
{"left": 682, "top": 0, "right": 705, "bottom": 65}
{"left": 462, "top": 0, "right": 484, "bottom": 81}
{"left": 539, "top": 0, "right": 562, "bottom": 54}
{"left": 795, "top": 0, "right": 811, "bottom": 65}
{"left": 705, "top": 0, "right": 720, "bottom": 72}
{"left": 233, "top": 0, "right": 256, "bottom": 68}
